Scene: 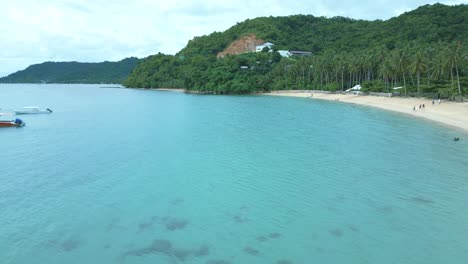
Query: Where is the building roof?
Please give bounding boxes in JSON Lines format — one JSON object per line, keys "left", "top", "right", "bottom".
{"left": 256, "top": 42, "right": 274, "bottom": 47}
{"left": 289, "top": 51, "right": 312, "bottom": 56}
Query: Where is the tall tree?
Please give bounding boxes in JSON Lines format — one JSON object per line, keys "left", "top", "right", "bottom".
{"left": 446, "top": 42, "right": 462, "bottom": 99}
{"left": 410, "top": 49, "right": 428, "bottom": 96}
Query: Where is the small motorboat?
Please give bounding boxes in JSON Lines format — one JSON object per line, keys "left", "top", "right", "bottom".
{"left": 14, "top": 106, "right": 53, "bottom": 115}
{"left": 0, "top": 118, "right": 26, "bottom": 127}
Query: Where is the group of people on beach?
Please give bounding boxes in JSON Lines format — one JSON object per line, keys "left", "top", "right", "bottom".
{"left": 413, "top": 99, "right": 441, "bottom": 111}
{"left": 413, "top": 104, "right": 426, "bottom": 111}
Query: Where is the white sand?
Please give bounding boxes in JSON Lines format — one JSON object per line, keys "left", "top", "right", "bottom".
{"left": 265, "top": 91, "right": 468, "bottom": 133}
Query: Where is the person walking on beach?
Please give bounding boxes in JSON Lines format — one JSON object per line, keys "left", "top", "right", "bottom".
{"left": 423, "top": 104, "right": 425, "bottom": 109}
{"left": 432, "top": 100, "right": 435, "bottom": 106}
{"left": 438, "top": 99, "right": 441, "bottom": 104}
{"left": 413, "top": 106, "right": 416, "bottom": 111}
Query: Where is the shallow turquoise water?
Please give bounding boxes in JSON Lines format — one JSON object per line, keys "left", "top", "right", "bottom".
{"left": 1, "top": 84, "right": 468, "bottom": 264}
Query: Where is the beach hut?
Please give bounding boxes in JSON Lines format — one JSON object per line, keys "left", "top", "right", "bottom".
{"left": 345, "top": 84, "right": 361, "bottom": 93}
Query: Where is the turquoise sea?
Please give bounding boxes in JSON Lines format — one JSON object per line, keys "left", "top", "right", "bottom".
{"left": 1, "top": 84, "right": 468, "bottom": 264}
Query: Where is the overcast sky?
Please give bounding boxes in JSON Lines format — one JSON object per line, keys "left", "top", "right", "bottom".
{"left": 0, "top": 0, "right": 466, "bottom": 77}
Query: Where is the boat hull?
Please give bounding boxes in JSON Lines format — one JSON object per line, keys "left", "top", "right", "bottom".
{"left": 14, "top": 111, "right": 51, "bottom": 115}
{"left": 0, "top": 121, "right": 25, "bottom": 127}
{"left": 14, "top": 107, "right": 52, "bottom": 115}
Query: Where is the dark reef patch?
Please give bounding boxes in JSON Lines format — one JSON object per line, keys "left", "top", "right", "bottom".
{"left": 43, "top": 239, "right": 59, "bottom": 248}
{"left": 164, "top": 217, "right": 188, "bottom": 231}
{"left": 378, "top": 205, "right": 394, "bottom": 214}
{"left": 269, "top": 232, "right": 282, "bottom": 239}
{"left": 173, "top": 248, "right": 192, "bottom": 261}
{"left": 310, "top": 233, "right": 319, "bottom": 240}
{"left": 60, "top": 236, "right": 82, "bottom": 252}
{"left": 106, "top": 218, "right": 126, "bottom": 232}
{"left": 148, "top": 239, "right": 173, "bottom": 254}
{"left": 194, "top": 245, "right": 210, "bottom": 257}
{"left": 123, "top": 239, "right": 173, "bottom": 257}
{"left": 316, "top": 247, "right": 325, "bottom": 253}
{"left": 243, "top": 246, "right": 260, "bottom": 256}
{"left": 256, "top": 232, "right": 282, "bottom": 242}
{"left": 348, "top": 225, "right": 360, "bottom": 232}
{"left": 135, "top": 216, "right": 159, "bottom": 233}
{"left": 277, "top": 260, "right": 294, "bottom": 264}
{"left": 411, "top": 196, "right": 434, "bottom": 205}
{"left": 232, "top": 215, "right": 249, "bottom": 223}
{"left": 43, "top": 235, "right": 83, "bottom": 252}
{"left": 207, "top": 260, "right": 231, "bottom": 264}
{"left": 228, "top": 206, "right": 250, "bottom": 224}
{"left": 329, "top": 228, "right": 343, "bottom": 238}
{"left": 138, "top": 220, "right": 154, "bottom": 232}
{"left": 171, "top": 198, "right": 184, "bottom": 205}
{"left": 137, "top": 215, "right": 189, "bottom": 232}
{"left": 122, "top": 239, "right": 210, "bottom": 261}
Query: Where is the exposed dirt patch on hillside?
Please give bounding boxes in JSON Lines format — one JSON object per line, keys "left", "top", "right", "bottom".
{"left": 217, "top": 34, "right": 264, "bottom": 58}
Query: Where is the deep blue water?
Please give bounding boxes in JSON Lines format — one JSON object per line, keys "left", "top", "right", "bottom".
{"left": 1, "top": 84, "right": 468, "bottom": 264}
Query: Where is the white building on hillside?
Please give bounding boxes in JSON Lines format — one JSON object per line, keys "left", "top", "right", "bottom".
{"left": 278, "top": 50, "right": 291, "bottom": 58}
{"left": 255, "top": 42, "right": 274, "bottom": 52}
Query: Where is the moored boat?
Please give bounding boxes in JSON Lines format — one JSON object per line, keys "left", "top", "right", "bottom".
{"left": 0, "top": 118, "right": 26, "bottom": 127}
{"left": 14, "top": 106, "right": 53, "bottom": 115}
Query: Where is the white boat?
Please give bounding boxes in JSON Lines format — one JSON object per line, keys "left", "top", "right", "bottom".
{"left": 14, "top": 106, "right": 53, "bottom": 115}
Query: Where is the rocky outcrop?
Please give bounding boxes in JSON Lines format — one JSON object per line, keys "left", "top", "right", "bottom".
{"left": 216, "top": 35, "right": 264, "bottom": 59}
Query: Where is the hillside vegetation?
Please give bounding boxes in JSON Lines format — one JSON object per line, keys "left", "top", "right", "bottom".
{"left": 124, "top": 4, "right": 468, "bottom": 98}
{"left": 0, "top": 57, "right": 140, "bottom": 84}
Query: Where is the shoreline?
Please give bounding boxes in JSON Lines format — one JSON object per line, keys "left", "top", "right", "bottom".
{"left": 150, "top": 88, "right": 185, "bottom": 93}
{"left": 264, "top": 90, "right": 468, "bottom": 133}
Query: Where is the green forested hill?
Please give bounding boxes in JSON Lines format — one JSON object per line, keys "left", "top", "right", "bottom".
{"left": 176, "top": 3, "right": 468, "bottom": 56}
{"left": 0, "top": 57, "right": 140, "bottom": 84}
{"left": 125, "top": 4, "right": 468, "bottom": 98}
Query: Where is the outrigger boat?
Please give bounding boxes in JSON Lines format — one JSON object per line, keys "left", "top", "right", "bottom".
{"left": 0, "top": 118, "right": 26, "bottom": 127}
{"left": 14, "top": 106, "right": 52, "bottom": 115}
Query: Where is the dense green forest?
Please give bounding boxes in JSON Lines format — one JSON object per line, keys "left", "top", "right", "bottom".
{"left": 0, "top": 57, "right": 140, "bottom": 84}
{"left": 124, "top": 4, "right": 468, "bottom": 98}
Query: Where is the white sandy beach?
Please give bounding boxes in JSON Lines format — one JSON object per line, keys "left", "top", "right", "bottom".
{"left": 265, "top": 91, "right": 468, "bottom": 133}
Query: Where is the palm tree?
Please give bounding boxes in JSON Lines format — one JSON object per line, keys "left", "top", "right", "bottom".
{"left": 394, "top": 49, "right": 409, "bottom": 96}
{"left": 410, "top": 50, "right": 427, "bottom": 97}
{"left": 431, "top": 51, "right": 446, "bottom": 81}
{"left": 423, "top": 46, "right": 435, "bottom": 87}
{"left": 446, "top": 42, "right": 462, "bottom": 99}
{"left": 378, "top": 59, "right": 392, "bottom": 91}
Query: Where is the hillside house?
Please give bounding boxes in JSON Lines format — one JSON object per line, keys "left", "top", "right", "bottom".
{"left": 278, "top": 50, "right": 291, "bottom": 58}
{"left": 255, "top": 42, "right": 275, "bottom": 52}
{"left": 254, "top": 42, "right": 312, "bottom": 58}
{"left": 289, "top": 51, "right": 312, "bottom": 57}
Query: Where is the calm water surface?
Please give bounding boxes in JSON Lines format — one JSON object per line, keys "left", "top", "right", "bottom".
{"left": 1, "top": 84, "right": 468, "bottom": 264}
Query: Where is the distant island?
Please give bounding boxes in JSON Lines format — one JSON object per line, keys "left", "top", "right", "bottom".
{"left": 0, "top": 57, "right": 140, "bottom": 84}
{"left": 1, "top": 4, "right": 467, "bottom": 99}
